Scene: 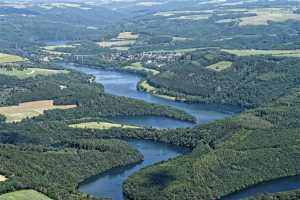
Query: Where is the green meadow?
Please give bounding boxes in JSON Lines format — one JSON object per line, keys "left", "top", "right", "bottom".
{"left": 206, "top": 61, "right": 232, "bottom": 72}
{"left": 223, "top": 49, "right": 300, "bottom": 57}
{"left": 0, "top": 190, "right": 52, "bottom": 200}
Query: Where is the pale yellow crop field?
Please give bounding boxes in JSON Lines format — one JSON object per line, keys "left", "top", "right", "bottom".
{"left": 0, "top": 100, "right": 76, "bottom": 123}
{"left": 0, "top": 53, "right": 27, "bottom": 64}
{"left": 69, "top": 121, "right": 140, "bottom": 130}
{"left": 98, "top": 40, "right": 136, "bottom": 48}
{"left": 206, "top": 61, "right": 233, "bottom": 72}
{"left": 0, "top": 175, "right": 7, "bottom": 182}
{"left": 117, "top": 32, "right": 139, "bottom": 40}
{"left": 139, "top": 81, "right": 176, "bottom": 101}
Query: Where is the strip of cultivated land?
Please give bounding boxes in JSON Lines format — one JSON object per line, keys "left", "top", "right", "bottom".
{"left": 69, "top": 121, "right": 140, "bottom": 130}
{"left": 222, "top": 49, "right": 300, "bottom": 57}
{"left": 0, "top": 53, "right": 27, "bottom": 63}
{"left": 0, "top": 100, "right": 76, "bottom": 122}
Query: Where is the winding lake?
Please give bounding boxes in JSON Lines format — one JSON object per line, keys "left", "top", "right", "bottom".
{"left": 62, "top": 63, "right": 237, "bottom": 124}
{"left": 59, "top": 63, "right": 300, "bottom": 200}
{"left": 79, "top": 140, "right": 189, "bottom": 200}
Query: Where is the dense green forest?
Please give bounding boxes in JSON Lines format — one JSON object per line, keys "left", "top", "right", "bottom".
{"left": 0, "top": 140, "right": 141, "bottom": 200}
{"left": 123, "top": 88, "right": 300, "bottom": 200}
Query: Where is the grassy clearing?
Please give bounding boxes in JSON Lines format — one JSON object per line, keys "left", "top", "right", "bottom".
{"left": 148, "top": 47, "right": 208, "bottom": 53}
{"left": 98, "top": 40, "right": 136, "bottom": 48}
{"left": 0, "top": 190, "right": 52, "bottom": 200}
{"left": 156, "top": 10, "right": 212, "bottom": 21}
{"left": 139, "top": 80, "right": 156, "bottom": 93}
{"left": 170, "top": 14, "right": 211, "bottom": 20}
{"left": 0, "top": 53, "right": 27, "bottom": 64}
{"left": 139, "top": 81, "right": 176, "bottom": 101}
{"left": 69, "top": 121, "right": 140, "bottom": 130}
{"left": 98, "top": 32, "right": 139, "bottom": 50}
{"left": 239, "top": 8, "right": 300, "bottom": 26}
{"left": 154, "top": 10, "right": 214, "bottom": 17}
{"left": 40, "top": 3, "right": 83, "bottom": 9}
{"left": 137, "top": 2, "right": 165, "bottom": 6}
{"left": 43, "top": 44, "right": 79, "bottom": 51}
{"left": 111, "top": 47, "right": 130, "bottom": 51}
{"left": 0, "top": 175, "right": 7, "bottom": 182}
{"left": 117, "top": 32, "right": 139, "bottom": 40}
{"left": 222, "top": 49, "right": 300, "bottom": 57}
{"left": 172, "top": 37, "right": 191, "bottom": 42}
{"left": 124, "top": 62, "right": 160, "bottom": 75}
{"left": 0, "top": 100, "right": 76, "bottom": 123}
{"left": 206, "top": 61, "right": 232, "bottom": 72}
{"left": 0, "top": 67, "right": 68, "bottom": 79}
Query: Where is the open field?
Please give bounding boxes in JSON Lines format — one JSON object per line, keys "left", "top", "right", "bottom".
{"left": 0, "top": 53, "right": 27, "bottom": 64}
{"left": 139, "top": 80, "right": 156, "bottom": 93}
{"left": 239, "top": 8, "right": 300, "bottom": 26}
{"left": 0, "top": 67, "right": 69, "bottom": 79}
{"left": 0, "top": 100, "right": 76, "bottom": 123}
{"left": 0, "top": 190, "right": 52, "bottom": 200}
{"left": 154, "top": 10, "right": 214, "bottom": 17}
{"left": 0, "top": 175, "right": 7, "bottom": 182}
{"left": 170, "top": 14, "right": 211, "bottom": 21}
{"left": 172, "top": 37, "right": 191, "bottom": 42}
{"left": 111, "top": 47, "right": 130, "bottom": 51}
{"left": 43, "top": 44, "right": 79, "bottom": 51}
{"left": 222, "top": 49, "right": 300, "bottom": 57}
{"left": 124, "top": 62, "right": 160, "bottom": 75}
{"left": 69, "top": 121, "right": 140, "bottom": 130}
{"left": 148, "top": 47, "right": 209, "bottom": 53}
{"left": 39, "top": 3, "right": 85, "bottom": 10}
{"left": 98, "top": 32, "right": 139, "bottom": 50}
{"left": 139, "top": 81, "right": 176, "bottom": 101}
{"left": 98, "top": 40, "right": 136, "bottom": 48}
{"left": 117, "top": 32, "right": 139, "bottom": 40}
{"left": 137, "top": 2, "right": 165, "bottom": 6}
{"left": 206, "top": 61, "right": 232, "bottom": 72}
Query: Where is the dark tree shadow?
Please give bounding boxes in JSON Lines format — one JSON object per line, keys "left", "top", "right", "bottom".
{"left": 147, "top": 170, "right": 176, "bottom": 188}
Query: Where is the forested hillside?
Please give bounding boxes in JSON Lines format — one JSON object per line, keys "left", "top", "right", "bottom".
{"left": 143, "top": 50, "right": 300, "bottom": 107}
{"left": 123, "top": 88, "right": 300, "bottom": 200}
